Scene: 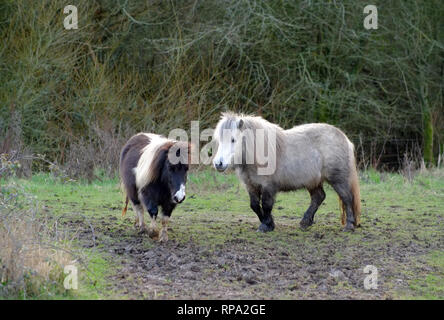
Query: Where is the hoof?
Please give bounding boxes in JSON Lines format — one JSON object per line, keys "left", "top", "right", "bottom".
{"left": 137, "top": 223, "right": 149, "bottom": 235}
{"left": 257, "top": 222, "right": 275, "bottom": 233}
{"left": 159, "top": 230, "right": 168, "bottom": 242}
{"left": 148, "top": 227, "right": 159, "bottom": 240}
{"left": 299, "top": 218, "right": 313, "bottom": 230}
{"left": 342, "top": 224, "right": 355, "bottom": 232}
{"left": 159, "top": 234, "right": 168, "bottom": 242}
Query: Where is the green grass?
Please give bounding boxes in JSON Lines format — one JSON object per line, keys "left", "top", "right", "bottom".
{"left": 5, "top": 168, "right": 444, "bottom": 299}
{"left": 400, "top": 251, "right": 444, "bottom": 300}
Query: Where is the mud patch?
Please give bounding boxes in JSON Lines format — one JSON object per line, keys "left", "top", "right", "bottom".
{"left": 60, "top": 214, "right": 443, "bottom": 299}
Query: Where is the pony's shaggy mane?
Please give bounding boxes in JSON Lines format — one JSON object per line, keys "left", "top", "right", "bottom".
{"left": 214, "top": 112, "right": 285, "bottom": 158}
{"left": 133, "top": 134, "right": 191, "bottom": 189}
{"left": 134, "top": 134, "right": 173, "bottom": 188}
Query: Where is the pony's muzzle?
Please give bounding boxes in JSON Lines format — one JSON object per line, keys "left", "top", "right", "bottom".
{"left": 173, "top": 195, "right": 185, "bottom": 203}
{"left": 173, "top": 184, "right": 186, "bottom": 203}
{"left": 214, "top": 160, "right": 228, "bottom": 172}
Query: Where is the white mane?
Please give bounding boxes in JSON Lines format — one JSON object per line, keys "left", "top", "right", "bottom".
{"left": 213, "top": 112, "right": 285, "bottom": 154}
{"left": 134, "top": 133, "right": 171, "bottom": 188}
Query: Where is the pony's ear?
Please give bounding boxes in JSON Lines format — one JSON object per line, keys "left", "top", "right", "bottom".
{"left": 237, "top": 119, "right": 244, "bottom": 129}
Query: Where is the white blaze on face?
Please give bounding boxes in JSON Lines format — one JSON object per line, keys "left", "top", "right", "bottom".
{"left": 213, "top": 128, "right": 236, "bottom": 171}
{"left": 174, "top": 184, "right": 186, "bottom": 203}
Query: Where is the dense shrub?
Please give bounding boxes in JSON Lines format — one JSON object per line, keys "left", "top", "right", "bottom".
{"left": 1, "top": 0, "right": 443, "bottom": 173}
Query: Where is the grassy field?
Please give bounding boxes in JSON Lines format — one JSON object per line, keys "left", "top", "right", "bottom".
{"left": 3, "top": 168, "right": 444, "bottom": 299}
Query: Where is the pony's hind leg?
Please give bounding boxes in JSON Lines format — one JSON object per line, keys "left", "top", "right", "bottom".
{"left": 300, "top": 185, "right": 326, "bottom": 230}
{"left": 331, "top": 182, "right": 355, "bottom": 231}
{"left": 258, "top": 188, "right": 276, "bottom": 232}
{"left": 131, "top": 202, "right": 147, "bottom": 233}
{"left": 124, "top": 183, "right": 147, "bottom": 232}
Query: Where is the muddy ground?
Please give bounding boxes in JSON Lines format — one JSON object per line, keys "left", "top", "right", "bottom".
{"left": 62, "top": 208, "right": 442, "bottom": 299}
{"left": 23, "top": 170, "right": 444, "bottom": 299}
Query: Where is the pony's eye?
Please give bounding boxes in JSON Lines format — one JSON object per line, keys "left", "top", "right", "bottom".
{"left": 231, "top": 138, "right": 235, "bottom": 143}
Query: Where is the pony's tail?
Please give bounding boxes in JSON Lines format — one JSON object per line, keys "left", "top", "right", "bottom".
{"left": 122, "top": 196, "right": 129, "bottom": 217}
{"left": 350, "top": 165, "right": 361, "bottom": 227}
{"left": 120, "top": 181, "right": 129, "bottom": 218}
{"left": 340, "top": 143, "right": 361, "bottom": 227}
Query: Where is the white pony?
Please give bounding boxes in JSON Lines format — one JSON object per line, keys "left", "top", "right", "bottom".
{"left": 212, "top": 112, "right": 361, "bottom": 232}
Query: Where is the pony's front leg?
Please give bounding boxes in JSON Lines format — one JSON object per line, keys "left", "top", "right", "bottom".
{"left": 147, "top": 206, "right": 159, "bottom": 240}
{"left": 248, "top": 190, "right": 264, "bottom": 223}
{"left": 159, "top": 206, "right": 173, "bottom": 242}
{"left": 159, "top": 215, "right": 169, "bottom": 242}
{"left": 147, "top": 204, "right": 160, "bottom": 239}
{"left": 141, "top": 195, "right": 159, "bottom": 239}
{"left": 258, "top": 189, "right": 276, "bottom": 232}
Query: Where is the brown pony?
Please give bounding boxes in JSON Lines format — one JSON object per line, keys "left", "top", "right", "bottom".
{"left": 120, "top": 133, "right": 190, "bottom": 242}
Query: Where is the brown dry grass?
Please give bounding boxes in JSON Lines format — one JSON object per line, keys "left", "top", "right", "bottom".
{"left": 0, "top": 181, "right": 72, "bottom": 298}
